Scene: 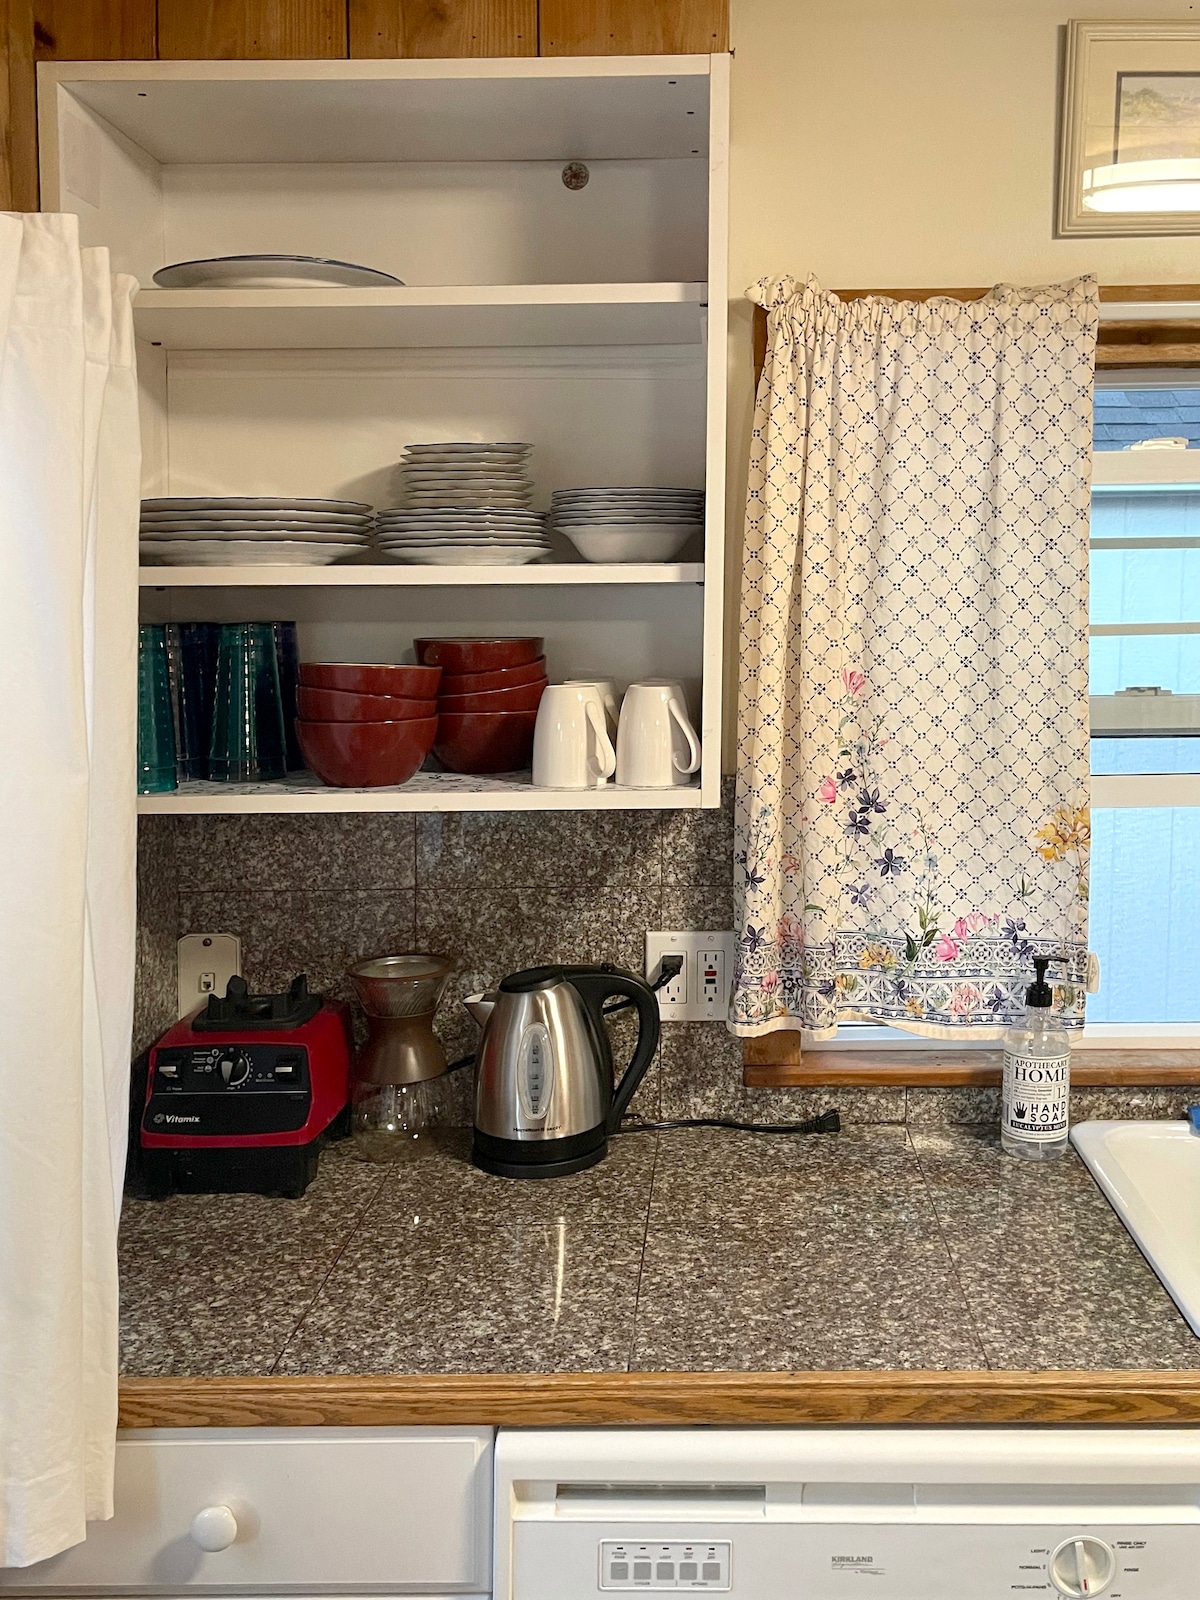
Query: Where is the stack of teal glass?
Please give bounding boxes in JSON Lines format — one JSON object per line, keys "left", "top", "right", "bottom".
{"left": 137, "top": 621, "right": 302, "bottom": 792}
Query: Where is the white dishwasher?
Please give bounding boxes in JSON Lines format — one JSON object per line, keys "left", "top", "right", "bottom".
{"left": 1, "top": 1427, "right": 493, "bottom": 1596}
{"left": 494, "top": 1429, "right": 1200, "bottom": 1600}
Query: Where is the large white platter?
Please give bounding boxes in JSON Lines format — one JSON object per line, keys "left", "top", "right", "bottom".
{"left": 153, "top": 254, "right": 403, "bottom": 289}
{"left": 142, "top": 496, "right": 372, "bottom": 513}
{"left": 140, "top": 540, "right": 359, "bottom": 565}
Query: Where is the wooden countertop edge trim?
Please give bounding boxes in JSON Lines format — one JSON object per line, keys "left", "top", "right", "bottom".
{"left": 117, "top": 1371, "right": 1200, "bottom": 1428}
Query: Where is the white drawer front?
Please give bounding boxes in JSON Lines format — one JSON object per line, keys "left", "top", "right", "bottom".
{"left": 1, "top": 1427, "right": 493, "bottom": 1594}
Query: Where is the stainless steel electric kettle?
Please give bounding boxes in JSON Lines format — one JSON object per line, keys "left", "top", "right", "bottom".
{"left": 464, "top": 963, "right": 660, "bottom": 1179}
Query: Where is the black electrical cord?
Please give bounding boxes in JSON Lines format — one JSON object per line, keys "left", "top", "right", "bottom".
{"left": 617, "top": 1108, "right": 841, "bottom": 1137}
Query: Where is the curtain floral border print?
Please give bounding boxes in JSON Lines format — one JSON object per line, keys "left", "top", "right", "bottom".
{"left": 732, "top": 276, "right": 1097, "bottom": 1041}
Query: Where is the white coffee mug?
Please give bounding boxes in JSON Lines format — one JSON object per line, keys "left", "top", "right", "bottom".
{"left": 562, "top": 676, "right": 620, "bottom": 737}
{"left": 533, "top": 684, "right": 617, "bottom": 789}
{"left": 616, "top": 682, "right": 702, "bottom": 788}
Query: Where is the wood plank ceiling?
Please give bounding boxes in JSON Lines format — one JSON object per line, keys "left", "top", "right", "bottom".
{"left": 2, "top": 0, "right": 729, "bottom": 207}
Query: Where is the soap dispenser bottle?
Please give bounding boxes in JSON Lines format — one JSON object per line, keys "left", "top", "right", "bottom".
{"left": 1001, "top": 956, "right": 1071, "bottom": 1160}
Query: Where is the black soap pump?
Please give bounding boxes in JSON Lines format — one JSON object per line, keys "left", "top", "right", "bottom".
{"left": 1001, "top": 956, "right": 1071, "bottom": 1160}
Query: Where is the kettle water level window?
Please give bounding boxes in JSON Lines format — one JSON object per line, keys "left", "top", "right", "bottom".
{"left": 1089, "top": 376, "right": 1200, "bottom": 1028}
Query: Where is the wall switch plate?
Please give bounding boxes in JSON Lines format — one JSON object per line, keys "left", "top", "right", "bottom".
{"left": 646, "top": 931, "right": 737, "bottom": 1022}
{"left": 177, "top": 933, "right": 241, "bottom": 1019}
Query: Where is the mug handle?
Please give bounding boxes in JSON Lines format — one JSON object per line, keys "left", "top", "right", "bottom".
{"left": 586, "top": 698, "right": 617, "bottom": 779}
{"left": 668, "top": 697, "right": 701, "bottom": 774}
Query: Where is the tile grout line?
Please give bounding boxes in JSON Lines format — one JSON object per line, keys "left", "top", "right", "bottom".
{"left": 267, "top": 1167, "right": 391, "bottom": 1375}
{"left": 623, "top": 1133, "right": 660, "bottom": 1372}
{"left": 910, "top": 1135, "right": 994, "bottom": 1373}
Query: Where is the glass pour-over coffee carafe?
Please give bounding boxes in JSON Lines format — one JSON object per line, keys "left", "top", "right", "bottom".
{"left": 347, "top": 954, "right": 454, "bottom": 1161}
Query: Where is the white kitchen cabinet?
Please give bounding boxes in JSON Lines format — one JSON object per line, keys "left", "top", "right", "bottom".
{"left": 0, "top": 1427, "right": 494, "bottom": 1594}
{"left": 38, "top": 57, "right": 729, "bottom": 813}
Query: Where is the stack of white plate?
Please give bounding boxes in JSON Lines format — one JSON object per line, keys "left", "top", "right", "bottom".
{"left": 379, "top": 442, "right": 548, "bottom": 565}
{"left": 375, "top": 508, "right": 550, "bottom": 566}
{"left": 552, "top": 487, "right": 705, "bottom": 563}
{"left": 139, "top": 497, "right": 376, "bottom": 567}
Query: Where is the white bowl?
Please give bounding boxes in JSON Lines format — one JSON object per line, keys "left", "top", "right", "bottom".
{"left": 564, "top": 525, "right": 697, "bottom": 563}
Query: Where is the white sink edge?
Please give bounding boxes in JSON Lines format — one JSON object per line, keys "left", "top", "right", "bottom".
{"left": 1071, "top": 1119, "right": 1200, "bottom": 1340}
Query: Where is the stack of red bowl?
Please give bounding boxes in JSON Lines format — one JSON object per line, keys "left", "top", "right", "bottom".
{"left": 416, "top": 637, "right": 547, "bottom": 774}
{"left": 296, "top": 662, "right": 442, "bottom": 786}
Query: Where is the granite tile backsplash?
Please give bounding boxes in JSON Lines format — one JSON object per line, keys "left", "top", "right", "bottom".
{"left": 134, "top": 785, "right": 1192, "bottom": 1128}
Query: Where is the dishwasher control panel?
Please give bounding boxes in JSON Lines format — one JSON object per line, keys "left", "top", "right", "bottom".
{"left": 600, "top": 1541, "right": 730, "bottom": 1590}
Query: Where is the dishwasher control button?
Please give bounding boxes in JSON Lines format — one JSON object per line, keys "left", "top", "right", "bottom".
{"left": 656, "top": 1565, "right": 674, "bottom": 1581}
{"left": 610, "top": 1564, "right": 629, "bottom": 1581}
{"left": 679, "top": 1564, "right": 698, "bottom": 1581}
{"left": 633, "top": 1563, "right": 652, "bottom": 1582}
{"left": 1049, "top": 1536, "right": 1116, "bottom": 1598}
{"left": 701, "top": 1565, "right": 722, "bottom": 1582}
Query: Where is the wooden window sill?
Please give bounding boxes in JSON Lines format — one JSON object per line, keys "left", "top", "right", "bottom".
{"left": 743, "top": 1033, "right": 1200, "bottom": 1087}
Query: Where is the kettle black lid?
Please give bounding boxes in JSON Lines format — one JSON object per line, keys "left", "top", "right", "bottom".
{"left": 498, "top": 962, "right": 622, "bottom": 995}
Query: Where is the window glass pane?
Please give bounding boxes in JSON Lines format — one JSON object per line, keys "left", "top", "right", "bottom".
{"left": 1092, "top": 737, "right": 1200, "bottom": 774}
{"left": 1094, "top": 387, "right": 1200, "bottom": 451}
{"left": 1088, "top": 807, "right": 1200, "bottom": 1022}
{"left": 1089, "top": 636, "right": 1200, "bottom": 696}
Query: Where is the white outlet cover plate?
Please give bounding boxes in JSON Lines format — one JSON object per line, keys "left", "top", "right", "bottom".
{"left": 646, "top": 930, "right": 736, "bottom": 1022}
{"left": 177, "top": 932, "right": 242, "bottom": 1019}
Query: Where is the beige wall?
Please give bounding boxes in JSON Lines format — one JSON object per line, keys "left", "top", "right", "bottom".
{"left": 721, "top": 0, "right": 1200, "bottom": 764}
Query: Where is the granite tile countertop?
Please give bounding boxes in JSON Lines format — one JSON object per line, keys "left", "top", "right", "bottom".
{"left": 118, "top": 1125, "right": 1200, "bottom": 1379}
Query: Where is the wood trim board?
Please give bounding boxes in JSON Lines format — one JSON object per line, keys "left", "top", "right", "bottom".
{"left": 117, "top": 1371, "right": 1200, "bottom": 1428}
{"left": 743, "top": 1036, "right": 1200, "bottom": 1088}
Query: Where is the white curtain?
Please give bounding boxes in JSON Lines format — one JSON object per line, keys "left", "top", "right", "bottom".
{"left": 732, "top": 276, "right": 1097, "bottom": 1039}
{"left": 0, "top": 215, "right": 140, "bottom": 1566}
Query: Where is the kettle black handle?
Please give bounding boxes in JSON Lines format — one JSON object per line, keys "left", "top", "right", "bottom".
{"left": 565, "top": 964, "right": 661, "bottom": 1132}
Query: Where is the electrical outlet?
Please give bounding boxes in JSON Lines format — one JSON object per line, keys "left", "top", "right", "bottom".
{"left": 645, "top": 933, "right": 688, "bottom": 1009}
{"left": 646, "top": 931, "right": 736, "bottom": 1022}
{"left": 177, "top": 933, "right": 241, "bottom": 1019}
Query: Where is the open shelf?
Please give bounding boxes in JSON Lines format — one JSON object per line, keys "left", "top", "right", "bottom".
{"left": 133, "top": 283, "right": 707, "bottom": 351}
{"left": 138, "top": 562, "right": 705, "bottom": 587}
{"left": 137, "top": 771, "right": 704, "bottom": 814}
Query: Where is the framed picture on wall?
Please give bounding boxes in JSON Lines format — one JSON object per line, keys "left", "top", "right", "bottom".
{"left": 1059, "top": 19, "right": 1200, "bottom": 236}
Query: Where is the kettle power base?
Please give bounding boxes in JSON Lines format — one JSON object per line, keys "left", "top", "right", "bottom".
{"left": 472, "top": 1126, "right": 607, "bottom": 1180}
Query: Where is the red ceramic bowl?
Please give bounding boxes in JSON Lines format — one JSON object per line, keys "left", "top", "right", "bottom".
{"left": 298, "top": 662, "right": 442, "bottom": 697}
{"left": 297, "top": 685, "right": 437, "bottom": 723}
{"left": 433, "top": 709, "right": 538, "bottom": 774}
{"left": 438, "top": 678, "right": 547, "bottom": 714}
{"left": 439, "top": 656, "right": 547, "bottom": 695}
{"left": 297, "top": 716, "right": 438, "bottom": 788}
{"left": 415, "top": 637, "right": 544, "bottom": 673}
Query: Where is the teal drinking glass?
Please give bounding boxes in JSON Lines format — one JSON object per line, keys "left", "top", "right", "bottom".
{"left": 208, "top": 622, "right": 287, "bottom": 783}
{"left": 137, "top": 624, "right": 177, "bottom": 794}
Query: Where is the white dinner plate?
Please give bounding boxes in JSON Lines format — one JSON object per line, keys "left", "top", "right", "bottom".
{"left": 405, "top": 442, "right": 530, "bottom": 454}
{"left": 140, "top": 508, "right": 372, "bottom": 523}
{"left": 392, "top": 546, "right": 548, "bottom": 566}
{"left": 140, "top": 541, "right": 355, "bottom": 566}
{"left": 379, "top": 537, "right": 549, "bottom": 549}
{"left": 153, "top": 255, "right": 403, "bottom": 289}
{"left": 138, "top": 521, "right": 371, "bottom": 534}
{"left": 142, "top": 496, "right": 372, "bottom": 513}
{"left": 402, "top": 472, "right": 531, "bottom": 484}
{"left": 140, "top": 534, "right": 369, "bottom": 547}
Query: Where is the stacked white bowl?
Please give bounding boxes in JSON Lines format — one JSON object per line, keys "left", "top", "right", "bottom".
{"left": 376, "top": 442, "right": 550, "bottom": 566}
{"left": 551, "top": 487, "right": 705, "bottom": 563}
{"left": 139, "top": 497, "right": 376, "bottom": 566}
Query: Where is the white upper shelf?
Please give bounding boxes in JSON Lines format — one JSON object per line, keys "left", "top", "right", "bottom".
{"left": 137, "top": 562, "right": 705, "bottom": 587}
{"left": 45, "top": 59, "right": 713, "bottom": 165}
{"left": 132, "top": 282, "right": 708, "bottom": 350}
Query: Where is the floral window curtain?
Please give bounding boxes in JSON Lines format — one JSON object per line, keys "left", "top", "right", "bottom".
{"left": 732, "top": 275, "right": 1098, "bottom": 1040}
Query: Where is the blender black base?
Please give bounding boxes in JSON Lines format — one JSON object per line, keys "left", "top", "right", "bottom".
{"left": 472, "top": 1126, "right": 607, "bottom": 1179}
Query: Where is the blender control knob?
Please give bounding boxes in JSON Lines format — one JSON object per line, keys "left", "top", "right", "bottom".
{"left": 219, "top": 1050, "right": 252, "bottom": 1088}
{"left": 1049, "top": 1536, "right": 1116, "bottom": 1597}
{"left": 189, "top": 1505, "right": 238, "bottom": 1552}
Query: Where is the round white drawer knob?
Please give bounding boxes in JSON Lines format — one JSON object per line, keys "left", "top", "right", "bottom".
{"left": 190, "top": 1505, "right": 238, "bottom": 1552}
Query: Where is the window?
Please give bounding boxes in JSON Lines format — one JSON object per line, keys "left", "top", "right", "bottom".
{"left": 1089, "top": 376, "right": 1200, "bottom": 1029}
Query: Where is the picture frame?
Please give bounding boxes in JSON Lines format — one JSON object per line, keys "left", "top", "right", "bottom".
{"left": 1059, "top": 19, "right": 1200, "bottom": 237}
